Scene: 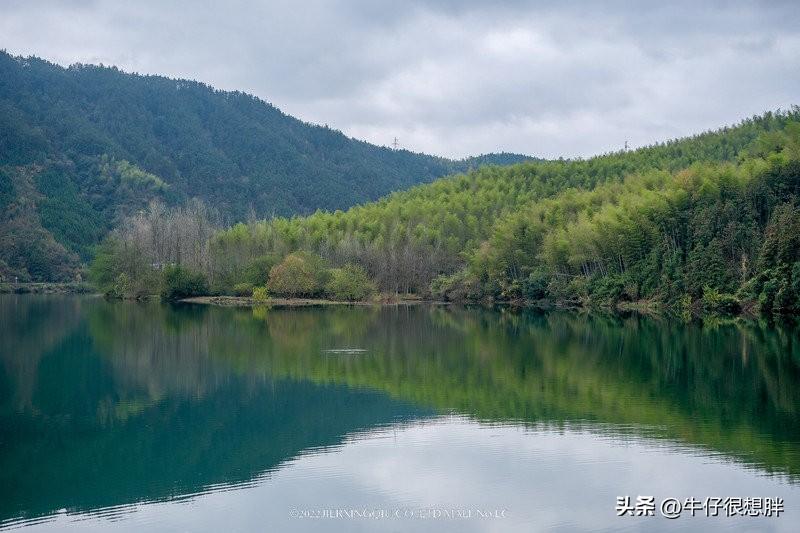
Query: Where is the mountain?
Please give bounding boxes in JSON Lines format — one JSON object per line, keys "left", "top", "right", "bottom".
{"left": 0, "top": 51, "right": 533, "bottom": 281}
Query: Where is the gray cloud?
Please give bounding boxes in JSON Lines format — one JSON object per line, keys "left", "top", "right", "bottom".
{"left": 2, "top": 0, "right": 798, "bottom": 158}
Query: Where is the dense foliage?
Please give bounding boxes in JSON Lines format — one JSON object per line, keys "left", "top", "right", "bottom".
{"left": 325, "top": 264, "right": 377, "bottom": 301}
{"left": 92, "top": 108, "right": 800, "bottom": 314}
{"left": 459, "top": 149, "right": 799, "bottom": 312}
{"left": 160, "top": 265, "right": 208, "bottom": 301}
{"left": 0, "top": 51, "right": 530, "bottom": 281}
{"left": 197, "top": 109, "right": 800, "bottom": 315}
{"left": 88, "top": 200, "right": 217, "bottom": 298}
{"left": 266, "top": 252, "right": 328, "bottom": 298}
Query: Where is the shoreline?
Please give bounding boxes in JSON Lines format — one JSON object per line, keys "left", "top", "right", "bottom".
{"left": 178, "top": 295, "right": 447, "bottom": 307}
{"left": 0, "top": 282, "right": 96, "bottom": 295}
{"left": 174, "top": 295, "right": 762, "bottom": 320}
{"left": 1, "top": 289, "right": 770, "bottom": 320}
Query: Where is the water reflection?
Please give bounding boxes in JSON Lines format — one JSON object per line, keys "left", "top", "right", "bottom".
{"left": 1, "top": 295, "right": 799, "bottom": 531}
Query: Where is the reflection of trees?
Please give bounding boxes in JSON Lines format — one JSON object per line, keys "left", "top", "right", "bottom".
{"left": 1, "top": 298, "right": 427, "bottom": 522}
{"left": 0, "top": 295, "right": 84, "bottom": 412}
{"left": 7, "top": 299, "right": 799, "bottom": 482}
{"left": 2, "top": 298, "right": 800, "bottom": 524}
{"left": 142, "top": 304, "right": 800, "bottom": 481}
{"left": 2, "top": 378, "right": 425, "bottom": 523}
{"left": 87, "top": 301, "right": 227, "bottom": 400}
{"left": 86, "top": 300, "right": 796, "bottom": 481}
{"left": 200, "top": 305, "right": 800, "bottom": 479}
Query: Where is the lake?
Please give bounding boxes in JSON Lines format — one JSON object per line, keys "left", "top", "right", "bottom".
{"left": 1, "top": 294, "right": 799, "bottom": 532}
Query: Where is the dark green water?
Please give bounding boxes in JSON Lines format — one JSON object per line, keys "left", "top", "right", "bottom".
{"left": 1, "top": 294, "right": 799, "bottom": 532}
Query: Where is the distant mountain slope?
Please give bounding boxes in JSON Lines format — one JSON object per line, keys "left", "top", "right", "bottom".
{"left": 0, "top": 51, "right": 533, "bottom": 281}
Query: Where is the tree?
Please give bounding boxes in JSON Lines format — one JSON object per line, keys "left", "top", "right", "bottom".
{"left": 267, "top": 252, "right": 327, "bottom": 297}
{"left": 161, "top": 265, "right": 208, "bottom": 301}
{"left": 325, "top": 264, "right": 376, "bottom": 301}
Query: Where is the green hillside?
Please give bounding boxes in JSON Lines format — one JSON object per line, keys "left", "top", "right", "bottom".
{"left": 0, "top": 51, "right": 531, "bottom": 281}
{"left": 156, "top": 109, "right": 797, "bottom": 315}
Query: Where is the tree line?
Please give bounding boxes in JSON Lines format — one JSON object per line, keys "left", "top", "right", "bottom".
{"left": 91, "top": 109, "right": 800, "bottom": 315}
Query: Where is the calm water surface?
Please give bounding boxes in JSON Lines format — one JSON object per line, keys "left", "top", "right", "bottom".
{"left": 1, "top": 294, "right": 799, "bottom": 531}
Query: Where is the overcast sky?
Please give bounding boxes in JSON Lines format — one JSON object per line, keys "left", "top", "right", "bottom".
{"left": 3, "top": 0, "right": 799, "bottom": 159}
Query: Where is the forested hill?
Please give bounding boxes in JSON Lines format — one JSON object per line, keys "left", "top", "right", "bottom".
{"left": 0, "top": 51, "right": 532, "bottom": 281}
{"left": 102, "top": 108, "right": 797, "bottom": 316}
